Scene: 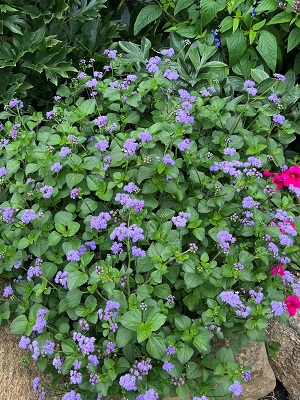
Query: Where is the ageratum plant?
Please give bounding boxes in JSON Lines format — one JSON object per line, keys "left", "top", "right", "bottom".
{"left": 1, "top": 41, "right": 300, "bottom": 400}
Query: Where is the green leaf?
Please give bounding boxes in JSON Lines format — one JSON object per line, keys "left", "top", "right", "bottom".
{"left": 120, "top": 309, "right": 142, "bottom": 330}
{"left": 267, "top": 11, "right": 292, "bottom": 25}
{"left": 18, "top": 237, "right": 30, "bottom": 249}
{"left": 177, "top": 344, "right": 194, "bottom": 364}
{"left": 147, "top": 313, "right": 167, "bottom": 331}
{"left": 67, "top": 270, "right": 88, "bottom": 291}
{"left": 47, "top": 231, "right": 62, "bottom": 247}
{"left": 134, "top": 5, "right": 162, "bottom": 35}
{"left": 250, "top": 68, "right": 270, "bottom": 83}
{"left": 10, "top": 315, "right": 28, "bottom": 334}
{"left": 216, "top": 347, "right": 234, "bottom": 363}
{"left": 226, "top": 29, "right": 247, "bottom": 66}
{"left": 256, "top": 30, "right": 277, "bottom": 71}
{"left": 25, "top": 163, "right": 39, "bottom": 175}
{"left": 200, "top": 0, "right": 218, "bottom": 27}
{"left": 78, "top": 99, "right": 96, "bottom": 115}
{"left": 137, "top": 322, "right": 152, "bottom": 342}
{"left": 146, "top": 336, "right": 166, "bottom": 359}
{"left": 287, "top": 28, "right": 300, "bottom": 52}
{"left": 116, "top": 327, "right": 133, "bottom": 348}
{"left": 174, "top": 0, "right": 194, "bottom": 15}
{"left": 175, "top": 315, "right": 191, "bottom": 331}
{"left": 66, "top": 173, "right": 84, "bottom": 189}
{"left": 193, "top": 328, "right": 214, "bottom": 352}
{"left": 153, "top": 284, "right": 171, "bottom": 299}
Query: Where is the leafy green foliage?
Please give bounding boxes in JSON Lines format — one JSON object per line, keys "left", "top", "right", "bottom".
{"left": 0, "top": 0, "right": 121, "bottom": 106}
{"left": 1, "top": 43, "right": 300, "bottom": 400}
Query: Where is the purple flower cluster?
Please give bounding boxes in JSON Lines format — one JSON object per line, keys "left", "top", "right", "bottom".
{"left": 32, "top": 309, "right": 48, "bottom": 333}
{"left": 0, "top": 207, "right": 15, "bottom": 223}
{"left": 72, "top": 332, "right": 96, "bottom": 355}
{"left": 271, "top": 301, "right": 286, "bottom": 316}
{"left": 124, "top": 139, "right": 138, "bottom": 156}
{"left": 40, "top": 185, "right": 53, "bottom": 198}
{"left": 249, "top": 289, "right": 264, "bottom": 304}
{"left": 166, "top": 345, "right": 176, "bottom": 355}
{"left": 216, "top": 231, "right": 236, "bottom": 252}
{"left": 162, "top": 154, "right": 175, "bottom": 166}
{"left": 228, "top": 381, "right": 244, "bottom": 396}
{"left": 162, "top": 361, "right": 175, "bottom": 373}
{"left": 94, "top": 115, "right": 107, "bottom": 127}
{"left": 172, "top": 212, "right": 190, "bottom": 228}
{"left": 104, "top": 49, "right": 117, "bottom": 59}
{"left": 70, "top": 188, "right": 79, "bottom": 199}
{"left": 0, "top": 167, "right": 7, "bottom": 177}
{"left": 115, "top": 193, "right": 144, "bottom": 212}
{"left": 67, "top": 245, "right": 87, "bottom": 261}
{"left": 138, "top": 131, "right": 152, "bottom": 143}
{"left": 243, "top": 80, "right": 257, "bottom": 95}
{"left": 42, "top": 340, "right": 55, "bottom": 355}
{"left": 55, "top": 271, "right": 68, "bottom": 289}
{"left": 3, "top": 285, "right": 13, "bottom": 298}
{"left": 59, "top": 146, "right": 72, "bottom": 157}
{"left": 95, "top": 140, "right": 109, "bottom": 152}
{"left": 110, "top": 223, "right": 144, "bottom": 243}
{"left": 279, "top": 234, "right": 293, "bottom": 247}
{"left": 51, "top": 162, "right": 62, "bottom": 172}
{"left": 220, "top": 291, "right": 251, "bottom": 318}
{"left": 9, "top": 98, "right": 24, "bottom": 108}
{"left": 21, "top": 209, "right": 38, "bottom": 223}
{"left": 163, "top": 69, "right": 179, "bottom": 80}
{"left": 70, "top": 369, "right": 82, "bottom": 384}
{"left": 161, "top": 48, "right": 175, "bottom": 57}
{"left": 146, "top": 56, "right": 161, "bottom": 73}
{"left": 132, "top": 246, "right": 146, "bottom": 257}
{"left": 90, "top": 212, "right": 111, "bottom": 230}
{"left": 268, "top": 93, "right": 280, "bottom": 104}
{"left": 124, "top": 182, "right": 139, "bottom": 193}
{"left": 177, "top": 139, "right": 191, "bottom": 152}
{"left": 273, "top": 114, "right": 285, "bottom": 125}
{"left": 119, "top": 374, "right": 137, "bottom": 391}
{"left": 242, "top": 196, "right": 259, "bottom": 209}
{"left": 62, "top": 390, "right": 82, "bottom": 400}
{"left": 27, "top": 258, "right": 43, "bottom": 281}
{"left": 98, "top": 300, "right": 120, "bottom": 321}
{"left": 136, "top": 389, "right": 159, "bottom": 400}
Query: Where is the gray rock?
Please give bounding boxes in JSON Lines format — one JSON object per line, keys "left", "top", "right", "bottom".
{"left": 233, "top": 341, "right": 276, "bottom": 400}
{"left": 267, "top": 314, "right": 300, "bottom": 400}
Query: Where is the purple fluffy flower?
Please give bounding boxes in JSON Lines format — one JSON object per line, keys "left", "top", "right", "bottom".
{"left": 94, "top": 115, "right": 107, "bottom": 127}
{"left": 132, "top": 246, "right": 146, "bottom": 257}
{"left": 67, "top": 250, "right": 81, "bottom": 262}
{"left": 0, "top": 167, "right": 7, "bottom": 177}
{"left": 59, "top": 147, "right": 72, "bottom": 157}
{"left": 40, "top": 185, "right": 53, "bottom": 198}
{"left": 51, "top": 162, "right": 62, "bottom": 172}
{"left": 224, "top": 147, "right": 236, "bottom": 156}
{"left": 70, "top": 188, "right": 79, "bottom": 199}
{"left": 62, "top": 391, "right": 82, "bottom": 400}
{"left": 272, "top": 114, "right": 285, "bottom": 124}
{"left": 178, "top": 139, "right": 190, "bottom": 151}
{"left": 162, "top": 154, "right": 175, "bottom": 166}
{"left": 3, "top": 285, "right": 13, "bottom": 298}
{"left": 271, "top": 301, "right": 286, "bottom": 316}
{"left": 90, "top": 212, "right": 111, "bottom": 230}
{"left": 103, "top": 49, "right": 117, "bottom": 59}
{"left": 162, "top": 361, "right": 174, "bottom": 373}
{"left": 119, "top": 374, "right": 137, "bottom": 391}
{"left": 124, "top": 139, "right": 138, "bottom": 156}
{"left": 161, "top": 48, "right": 175, "bottom": 57}
{"left": 268, "top": 93, "right": 280, "bottom": 104}
{"left": 163, "top": 69, "right": 179, "bottom": 80}
{"left": 228, "top": 381, "right": 244, "bottom": 396}
{"left": 138, "top": 131, "right": 152, "bottom": 143}
{"left": 42, "top": 340, "right": 55, "bottom": 355}
{"left": 32, "top": 309, "right": 48, "bottom": 333}
{"left": 172, "top": 212, "right": 190, "bottom": 228}
{"left": 95, "top": 140, "right": 109, "bottom": 152}
{"left": 21, "top": 209, "right": 37, "bottom": 223}
{"left": 244, "top": 80, "right": 255, "bottom": 88}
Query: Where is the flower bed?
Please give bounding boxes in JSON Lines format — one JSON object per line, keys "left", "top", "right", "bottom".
{"left": 1, "top": 43, "right": 300, "bottom": 400}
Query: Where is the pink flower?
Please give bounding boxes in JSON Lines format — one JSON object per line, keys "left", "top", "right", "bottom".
{"left": 263, "top": 170, "right": 284, "bottom": 190}
{"left": 282, "top": 166, "right": 300, "bottom": 188}
{"left": 271, "top": 263, "right": 285, "bottom": 277}
{"left": 284, "top": 295, "right": 300, "bottom": 316}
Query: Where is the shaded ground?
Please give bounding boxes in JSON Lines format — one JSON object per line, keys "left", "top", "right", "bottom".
{"left": 260, "top": 380, "right": 289, "bottom": 400}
